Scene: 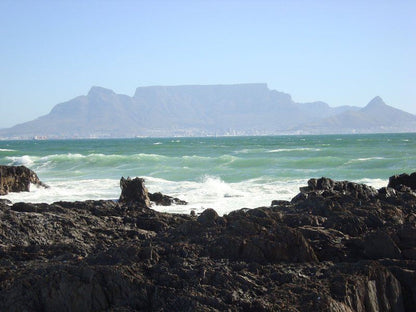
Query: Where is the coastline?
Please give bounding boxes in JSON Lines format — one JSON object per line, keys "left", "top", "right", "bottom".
{"left": 3, "top": 133, "right": 414, "bottom": 215}
{"left": 0, "top": 172, "right": 415, "bottom": 311}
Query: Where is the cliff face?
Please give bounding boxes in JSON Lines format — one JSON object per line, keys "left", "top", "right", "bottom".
{"left": 0, "top": 172, "right": 416, "bottom": 311}
{"left": 1, "top": 84, "right": 414, "bottom": 138}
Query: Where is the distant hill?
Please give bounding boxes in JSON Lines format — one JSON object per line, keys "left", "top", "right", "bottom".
{"left": 0, "top": 84, "right": 415, "bottom": 139}
{"left": 297, "top": 96, "right": 416, "bottom": 134}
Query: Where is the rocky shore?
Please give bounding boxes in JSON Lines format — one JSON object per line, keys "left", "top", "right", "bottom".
{"left": 0, "top": 165, "right": 48, "bottom": 195}
{"left": 0, "top": 169, "right": 416, "bottom": 311}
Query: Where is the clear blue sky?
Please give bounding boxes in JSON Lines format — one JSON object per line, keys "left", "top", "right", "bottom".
{"left": 1, "top": 0, "right": 415, "bottom": 128}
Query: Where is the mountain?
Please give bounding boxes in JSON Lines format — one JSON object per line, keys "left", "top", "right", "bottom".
{"left": 298, "top": 96, "right": 416, "bottom": 134}
{"left": 0, "top": 84, "right": 415, "bottom": 138}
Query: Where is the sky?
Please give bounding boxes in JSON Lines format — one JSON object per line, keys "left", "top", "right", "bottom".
{"left": 0, "top": 0, "right": 415, "bottom": 128}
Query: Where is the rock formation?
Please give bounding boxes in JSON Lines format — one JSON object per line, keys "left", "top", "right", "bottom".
{"left": 0, "top": 173, "right": 416, "bottom": 311}
{"left": 119, "top": 177, "right": 187, "bottom": 207}
{"left": 119, "top": 176, "right": 151, "bottom": 207}
{"left": 0, "top": 165, "right": 47, "bottom": 195}
{"left": 148, "top": 192, "right": 188, "bottom": 206}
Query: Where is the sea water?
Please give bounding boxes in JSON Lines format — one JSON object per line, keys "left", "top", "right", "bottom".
{"left": 1, "top": 133, "right": 415, "bottom": 215}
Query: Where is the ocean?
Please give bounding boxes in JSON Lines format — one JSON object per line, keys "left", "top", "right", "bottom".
{"left": 1, "top": 133, "right": 415, "bottom": 215}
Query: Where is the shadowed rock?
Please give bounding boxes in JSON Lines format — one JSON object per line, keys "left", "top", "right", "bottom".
{"left": 148, "top": 192, "right": 187, "bottom": 206}
{"left": 0, "top": 165, "right": 48, "bottom": 195}
{"left": 388, "top": 172, "right": 416, "bottom": 191}
{"left": 119, "top": 177, "right": 151, "bottom": 207}
{"left": 0, "top": 172, "right": 415, "bottom": 311}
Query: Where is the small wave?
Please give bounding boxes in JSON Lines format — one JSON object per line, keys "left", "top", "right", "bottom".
{"left": 356, "top": 157, "right": 385, "bottom": 161}
{"left": 346, "top": 157, "right": 385, "bottom": 164}
{"left": 181, "top": 154, "right": 238, "bottom": 163}
{"left": 5, "top": 155, "right": 36, "bottom": 166}
{"left": 233, "top": 148, "right": 266, "bottom": 155}
{"left": 234, "top": 149, "right": 251, "bottom": 154}
{"left": 153, "top": 142, "right": 163, "bottom": 145}
{"left": 40, "top": 152, "right": 169, "bottom": 163}
{"left": 0, "top": 148, "right": 16, "bottom": 152}
{"left": 42, "top": 153, "right": 86, "bottom": 160}
{"left": 267, "top": 148, "right": 321, "bottom": 153}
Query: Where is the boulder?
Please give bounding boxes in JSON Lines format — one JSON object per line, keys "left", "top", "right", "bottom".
{"left": 302, "top": 177, "right": 378, "bottom": 200}
{"left": 388, "top": 172, "right": 416, "bottom": 191}
{"left": 0, "top": 165, "right": 48, "bottom": 195}
{"left": 197, "top": 208, "right": 219, "bottom": 226}
{"left": 149, "top": 192, "right": 187, "bottom": 206}
{"left": 119, "top": 177, "right": 151, "bottom": 207}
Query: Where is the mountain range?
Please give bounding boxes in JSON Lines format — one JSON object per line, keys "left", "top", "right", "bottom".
{"left": 1, "top": 83, "right": 415, "bottom": 139}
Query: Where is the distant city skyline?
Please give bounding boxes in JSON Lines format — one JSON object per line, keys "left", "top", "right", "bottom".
{"left": 1, "top": 0, "right": 415, "bottom": 128}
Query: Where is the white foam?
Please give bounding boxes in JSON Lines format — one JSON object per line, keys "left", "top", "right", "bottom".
{"left": 0, "top": 148, "right": 15, "bottom": 152}
{"left": 345, "top": 157, "right": 385, "bottom": 164}
{"left": 3, "top": 179, "right": 120, "bottom": 204}
{"left": 1, "top": 176, "right": 389, "bottom": 216}
{"left": 354, "top": 178, "right": 388, "bottom": 189}
{"left": 6, "top": 155, "right": 36, "bottom": 166}
{"left": 147, "top": 175, "right": 305, "bottom": 216}
{"left": 267, "top": 148, "right": 321, "bottom": 153}
{"left": 2, "top": 175, "right": 303, "bottom": 216}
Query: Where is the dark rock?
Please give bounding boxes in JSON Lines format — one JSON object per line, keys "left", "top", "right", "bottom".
{"left": 0, "top": 173, "right": 415, "bottom": 311}
{"left": 0, "top": 165, "right": 48, "bottom": 195}
{"left": 197, "top": 208, "right": 219, "bottom": 226}
{"left": 379, "top": 186, "right": 397, "bottom": 198}
{"left": 149, "top": 192, "right": 187, "bottom": 206}
{"left": 271, "top": 199, "right": 290, "bottom": 206}
{"left": 362, "top": 231, "right": 402, "bottom": 260}
{"left": 388, "top": 172, "right": 416, "bottom": 191}
{"left": 0, "top": 198, "right": 12, "bottom": 205}
{"left": 119, "top": 177, "right": 151, "bottom": 207}
{"left": 302, "top": 177, "right": 378, "bottom": 200}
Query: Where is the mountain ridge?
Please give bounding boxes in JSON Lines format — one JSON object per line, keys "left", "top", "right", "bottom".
{"left": 1, "top": 84, "right": 415, "bottom": 139}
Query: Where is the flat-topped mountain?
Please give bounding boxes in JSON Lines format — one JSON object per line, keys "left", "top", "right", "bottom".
{"left": 1, "top": 84, "right": 415, "bottom": 138}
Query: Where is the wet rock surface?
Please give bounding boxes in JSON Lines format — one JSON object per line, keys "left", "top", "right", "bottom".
{"left": 0, "top": 173, "right": 416, "bottom": 311}
{"left": 148, "top": 191, "right": 188, "bottom": 206}
{"left": 0, "top": 165, "right": 48, "bottom": 195}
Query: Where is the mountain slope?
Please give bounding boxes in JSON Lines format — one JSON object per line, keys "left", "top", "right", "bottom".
{"left": 0, "top": 85, "right": 414, "bottom": 138}
{"left": 299, "top": 96, "right": 416, "bottom": 134}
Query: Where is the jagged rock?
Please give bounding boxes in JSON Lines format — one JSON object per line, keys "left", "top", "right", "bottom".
{"left": 302, "top": 177, "right": 378, "bottom": 200}
{"left": 0, "top": 173, "right": 415, "bottom": 311}
{"left": 119, "top": 177, "right": 151, "bottom": 207}
{"left": 149, "top": 192, "right": 187, "bottom": 206}
{"left": 388, "top": 172, "right": 416, "bottom": 191}
{"left": 0, "top": 165, "right": 48, "bottom": 195}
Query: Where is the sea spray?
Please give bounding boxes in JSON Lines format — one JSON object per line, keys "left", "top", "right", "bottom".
{"left": 1, "top": 133, "right": 415, "bottom": 215}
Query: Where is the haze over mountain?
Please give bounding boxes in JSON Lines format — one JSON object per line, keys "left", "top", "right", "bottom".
{"left": 1, "top": 84, "right": 415, "bottom": 139}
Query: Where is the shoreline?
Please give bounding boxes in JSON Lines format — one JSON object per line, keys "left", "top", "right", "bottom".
{"left": 0, "top": 171, "right": 415, "bottom": 310}
{"left": 0, "top": 176, "right": 390, "bottom": 216}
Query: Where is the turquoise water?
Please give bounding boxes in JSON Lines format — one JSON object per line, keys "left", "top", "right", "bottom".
{"left": 1, "top": 133, "right": 415, "bottom": 214}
